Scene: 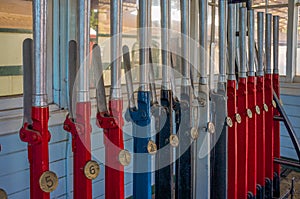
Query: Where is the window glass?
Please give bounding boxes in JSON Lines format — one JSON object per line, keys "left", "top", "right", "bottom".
{"left": 0, "top": 0, "right": 32, "bottom": 97}
{"left": 254, "top": 6, "right": 288, "bottom": 76}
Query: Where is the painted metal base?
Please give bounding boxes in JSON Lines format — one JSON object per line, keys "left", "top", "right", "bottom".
{"left": 273, "top": 172, "right": 280, "bottom": 198}
{"left": 155, "top": 90, "right": 172, "bottom": 199}
{"left": 130, "top": 91, "right": 152, "bottom": 199}
{"left": 20, "top": 107, "right": 51, "bottom": 199}
{"left": 97, "top": 100, "right": 125, "bottom": 199}
{"left": 63, "top": 102, "right": 93, "bottom": 199}
{"left": 256, "top": 185, "right": 264, "bottom": 199}
{"left": 265, "top": 178, "right": 272, "bottom": 199}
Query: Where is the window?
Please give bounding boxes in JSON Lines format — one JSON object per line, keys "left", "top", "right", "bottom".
{"left": 0, "top": 0, "right": 32, "bottom": 97}
{"left": 253, "top": 0, "right": 289, "bottom": 76}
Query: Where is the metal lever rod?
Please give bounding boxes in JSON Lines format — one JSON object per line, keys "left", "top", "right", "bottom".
{"left": 226, "top": 3, "right": 237, "bottom": 199}
{"left": 149, "top": 48, "right": 158, "bottom": 105}
{"left": 255, "top": 11, "right": 266, "bottom": 199}
{"left": 33, "top": 0, "right": 48, "bottom": 107}
{"left": 123, "top": 45, "right": 137, "bottom": 109}
{"left": 68, "top": 40, "right": 79, "bottom": 118}
{"left": 139, "top": 0, "right": 149, "bottom": 92}
{"left": 93, "top": 44, "right": 109, "bottom": 113}
{"left": 197, "top": 0, "right": 211, "bottom": 198}
{"left": 273, "top": 16, "right": 279, "bottom": 75}
{"left": 161, "top": 0, "right": 171, "bottom": 90}
{"left": 77, "top": 0, "right": 90, "bottom": 103}
{"left": 257, "top": 12, "right": 264, "bottom": 77}
{"left": 23, "top": 39, "right": 33, "bottom": 124}
{"left": 110, "top": 0, "right": 123, "bottom": 99}
{"left": 248, "top": 9, "right": 255, "bottom": 77}
{"left": 219, "top": 0, "right": 227, "bottom": 83}
{"left": 265, "top": 13, "right": 272, "bottom": 75}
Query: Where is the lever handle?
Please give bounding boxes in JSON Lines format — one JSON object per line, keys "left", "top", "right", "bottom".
{"left": 149, "top": 48, "right": 158, "bottom": 105}
{"left": 122, "top": 45, "right": 136, "bottom": 109}
{"left": 23, "top": 38, "right": 33, "bottom": 124}
{"left": 93, "top": 44, "right": 108, "bottom": 114}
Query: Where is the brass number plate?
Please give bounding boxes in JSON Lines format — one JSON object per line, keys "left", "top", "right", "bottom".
{"left": 147, "top": 140, "right": 157, "bottom": 155}
{"left": 118, "top": 150, "right": 131, "bottom": 166}
{"left": 207, "top": 122, "right": 215, "bottom": 134}
{"left": 255, "top": 106, "right": 261, "bottom": 115}
{"left": 264, "top": 104, "right": 269, "bottom": 112}
{"left": 84, "top": 160, "right": 100, "bottom": 180}
{"left": 235, "top": 114, "right": 242, "bottom": 124}
{"left": 247, "top": 109, "right": 253, "bottom": 118}
{"left": 272, "top": 100, "right": 277, "bottom": 108}
{"left": 226, "top": 117, "right": 233, "bottom": 127}
{"left": 0, "top": 189, "right": 7, "bottom": 199}
{"left": 170, "top": 135, "right": 179, "bottom": 147}
{"left": 191, "top": 127, "right": 199, "bottom": 139}
{"left": 39, "top": 171, "right": 58, "bottom": 193}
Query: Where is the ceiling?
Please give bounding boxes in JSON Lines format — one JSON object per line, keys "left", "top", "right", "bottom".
{"left": 0, "top": 0, "right": 298, "bottom": 37}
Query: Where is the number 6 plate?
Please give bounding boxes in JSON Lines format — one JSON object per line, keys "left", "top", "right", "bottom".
{"left": 39, "top": 171, "right": 58, "bottom": 193}
{"left": 84, "top": 160, "right": 100, "bottom": 180}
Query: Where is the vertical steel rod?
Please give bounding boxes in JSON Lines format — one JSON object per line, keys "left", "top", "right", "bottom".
{"left": 19, "top": 1, "right": 57, "bottom": 198}
{"left": 264, "top": 13, "right": 274, "bottom": 199}
{"left": 218, "top": 0, "right": 226, "bottom": 83}
{"left": 265, "top": 14, "right": 272, "bottom": 75}
{"left": 247, "top": 7, "right": 257, "bottom": 199}
{"left": 77, "top": 0, "right": 90, "bottom": 102}
{"left": 132, "top": 1, "right": 152, "bottom": 198}
{"left": 248, "top": 10, "right": 255, "bottom": 77}
{"left": 33, "top": 0, "right": 48, "bottom": 107}
{"left": 256, "top": 12, "right": 266, "bottom": 199}
{"left": 257, "top": 13, "right": 264, "bottom": 77}
{"left": 239, "top": 8, "right": 247, "bottom": 79}
{"left": 199, "top": 0, "right": 207, "bottom": 84}
{"left": 181, "top": 0, "right": 191, "bottom": 86}
{"left": 156, "top": 0, "right": 173, "bottom": 198}
{"left": 227, "top": 3, "right": 238, "bottom": 199}
{"left": 273, "top": 15, "right": 281, "bottom": 198}
{"left": 273, "top": 16, "right": 279, "bottom": 75}
{"left": 139, "top": 0, "right": 149, "bottom": 91}
{"left": 197, "top": 0, "right": 211, "bottom": 198}
{"left": 237, "top": 7, "right": 249, "bottom": 199}
{"left": 110, "top": 0, "right": 123, "bottom": 98}
{"left": 160, "top": 0, "right": 171, "bottom": 90}
{"left": 176, "top": 0, "right": 192, "bottom": 198}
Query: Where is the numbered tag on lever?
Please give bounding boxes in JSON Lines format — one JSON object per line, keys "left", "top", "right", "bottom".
{"left": 39, "top": 171, "right": 58, "bottom": 193}
{"left": 147, "top": 140, "right": 157, "bottom": 155}
{"left": 84, "top": 160, "right": 100, "bottom": 180}
{"left": 0, "top": 188, "right": 7, "bottom": 199}
{"left": 119, "top": 150, "right": 131, "bottom": 166}
{"left": 170, "top": 134, "right": 179, "bottom": 147}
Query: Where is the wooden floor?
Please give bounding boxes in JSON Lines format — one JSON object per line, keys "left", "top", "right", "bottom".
{"left": 0, "top": 0, "right": 32, "bottom": 29}
{"left": 280, "top": 167, "right": 300, "bottom": 198}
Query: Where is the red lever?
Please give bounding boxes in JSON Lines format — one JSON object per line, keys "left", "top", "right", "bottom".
{"left": 264, "top": 74, "right": 274, "bottom": 181}
{"left": 237, "top": 78, "right": 248, "bottom": 199}
{"left": 227, "top": 80, "right": 238, "bottom": 199}
{"left": 19, "top": 107, "right": 51, "bottom": 199}
{"left": 256, "top": 76, "right": 266, "bottom": 189}
{"left": 97, "top": 99, "right": 125, "bottom": 199}
{"left": 63, "top": 102, "right": 93, "bottom": 199}
{"left": 247, "top": 76, "right": 257, "bottom": 196}
{"left": 273, "top": 74, "right": 280, "bottom": 175}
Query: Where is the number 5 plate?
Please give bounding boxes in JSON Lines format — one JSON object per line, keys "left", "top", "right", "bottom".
{"left": 84, "top": 160, "right": 100, "bottom": 180}
{"left": 39, "top": 171, "right": 58, "bottom": 193}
